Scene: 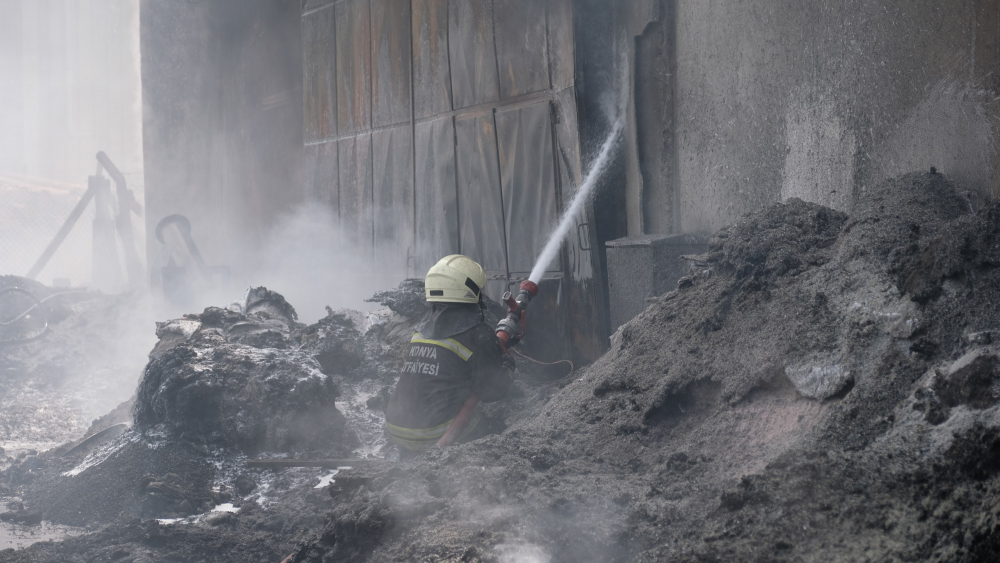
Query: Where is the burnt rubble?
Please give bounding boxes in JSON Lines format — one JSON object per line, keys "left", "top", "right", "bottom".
{"left": 285, "top": 172, "right": 1000, "bottom": 562}
{"left": 133, "top": 304, "right": 353, "bottom": 454}
{"left": 0, "top": 280, "right": 151, "bottom": 447}
{"left": 6, "top": 172, "right": 1000, "bottom": 561}
{"left": 0, "top": 283, "right": 422, "bottom": 558}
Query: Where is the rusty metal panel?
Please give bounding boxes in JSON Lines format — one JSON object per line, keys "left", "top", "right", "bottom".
{"left": 483, "top": 279, "right": 508, "bottom": 305}
{"left": 372, "top": 125, "right": 413, "bottom": 274}
{"left": 553, "top": 88, "right": 590, "bottom": 280}
{"left": 455, "top": 113, "right": 506, "bottom": 273}
{"left": 304, "top": 141, "right": 339, "bottom": 211}
{"left": 547, "top": 0, "right": 575, "bottom": 90}
{"left": 414, "top": 116, "right": 459, "bottom": 273}
{"left": 515, "top": 277, "right": 569, "bottom": 362}
{"left": 553, "top": 87, "right": 607, "bottom": 363}
{"left": 336, "top": 0, "right": 372, "bottom": 135}
{"left": 411, "top": 0, "right": 452, "bottom": 119}
{"left": 493, "top": 0, "right": 550, "bottom": 98}
{"left": 448, "top": 0, "right": 500, "bottom": 110}
{"left": 338, "top": 134, "right": 374, "bottom": 266}
{"left": 371, "top": 0, "right": 411, "bottom": 128}
{"left": 303, "top": 6, "right": 337, "bottom": 141}
{"left": 496, "top": 102, "right": 559, "bottom": 274}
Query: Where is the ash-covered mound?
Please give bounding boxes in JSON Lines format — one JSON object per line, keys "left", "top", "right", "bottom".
{"left": 0, "top": 286, "right": 417, "bottom": 537}
{"left": 280, "top": 172, "right": 1000, "bottom": 563}
{"left": 8, "top": 172, "right": 1000, "bottom": 563}
{"left": 0, "top": 278, "right": 153, "bottom": 458}
{"left": 133, "top": 296, "right": 353, "bottom": 454}
{"left": 367, "top": 278, "right": 428, "bottom": 320}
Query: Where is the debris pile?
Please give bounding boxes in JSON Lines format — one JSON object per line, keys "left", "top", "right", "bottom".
{"left": 1, "top": 283, "right": 425, "bottom": 559}
{"left": 0, "top": 277, "right": 152, "bottom": 459}
{"left": 286, "top": 172, "right": 1000, "bottom": 562}
{"left": 7, "top": 172, "right": 1000, "bottom": 562}
{"left": 133, "top": 299, "right": 352, "bottom": 454}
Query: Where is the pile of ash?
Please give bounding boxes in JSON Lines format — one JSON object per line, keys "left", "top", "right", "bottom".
{"left": 0, "top": 278, "right": 153, "bottom": 460}
{"left": 0, "top": 283, "right": 425, "bottom": 559}
{"left": 133, "top": 295, "right": 353, "bottom": 454}
{"left": 276, "top": 172, "right": 1000, "bottom": 563}
{"left": 9, "top": 171, "right": 1000, "bottom": 562}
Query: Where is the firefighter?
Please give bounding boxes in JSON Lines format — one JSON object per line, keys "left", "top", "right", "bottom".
{"left": 385, "top": 255, "right": 514, "bottom": 453}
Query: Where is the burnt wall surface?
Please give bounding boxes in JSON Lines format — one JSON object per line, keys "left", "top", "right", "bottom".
{"left": 142, "top": 0, "right": 607, "bottom": 362}
{"left": 626, "top": 0, "right": 1000, "bottom": 235}
{"left": 141, "top": 0, "right": 304, "bottom": 281}
{"left": 574, "top": 0, "right": 628, "bottom": 342}
{"left": 299, "top": 0, "right": 607, "bottom": 364}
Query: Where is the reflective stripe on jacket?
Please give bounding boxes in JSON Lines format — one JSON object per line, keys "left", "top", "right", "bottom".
{"left": 385, "top": 310, "right": 511, "bottom": 451}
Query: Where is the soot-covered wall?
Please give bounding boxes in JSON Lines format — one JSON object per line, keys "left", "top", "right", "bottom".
{"left": 141, "top": 0, "right": 304, "bottom": 280}
{"left": 142, "top": 0, "right": 608, "bottom": 361}
{"left": 622, "top": 0, "right": 1000, "bottom": 235}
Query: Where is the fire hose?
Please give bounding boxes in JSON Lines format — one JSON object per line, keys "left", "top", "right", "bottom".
{"left": 0, "top": 288, "right": 85, "bottom": 346}
{"left": 435, "top": 280, "right": 539, "bottom": 448}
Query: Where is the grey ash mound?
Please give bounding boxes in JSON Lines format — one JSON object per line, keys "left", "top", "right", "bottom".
{"left": 0, "top": 280, "right": 153, "bottom": 455}
{"left": 133, "top": 289, "right": 353, "bottom": 454}
{"left": 0, "top": 287, "right": 417, "bottom": 562}
{"left": 7, "top": 171, "right": 1000, "bottom": 563}
{"left": 284, "top": 172, "right": 1000, "bottom": 563}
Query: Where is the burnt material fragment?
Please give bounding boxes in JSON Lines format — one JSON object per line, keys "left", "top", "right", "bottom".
{"left": 243, "top": 286, "right": 299, "bottom": 323}
{"left": 934, "top": 352, "right": 1000, "bottom": 409}
{"left": 299, "top": 311, "right": 362, "bottom": 376}
{"left": 912, "top": 387, "right": 950, "bottom": 425}
{"left": 367, "top": 278, "right": 427, "bottom": 320}
{"left": 0, "top": 509, "right": 43, "bottom": 526}
{"left": 133, "top": 288, "right": 355, "bottom": 454}
{"left": 945, "top": 423, "right": 1000, "bottom": 480}
{"left": 139, "top": 472, "right": 227, "bottom": 519}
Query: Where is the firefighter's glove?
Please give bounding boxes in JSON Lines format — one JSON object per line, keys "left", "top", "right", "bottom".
{"left": 496, "top": 314, "right": 522, "bottom": 343}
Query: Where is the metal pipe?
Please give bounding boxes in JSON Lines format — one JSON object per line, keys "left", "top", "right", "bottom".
{"left": 91, "top": 176, "right": 123, "bottom": 292}
{"left": 155, "top": 214, "right": 209, "bottom": 276}
{"left": 25, "top": 183, "right": 98, "bottom": 280}
{"left": 96, "top": 151, "right": 144, "bottom": 287}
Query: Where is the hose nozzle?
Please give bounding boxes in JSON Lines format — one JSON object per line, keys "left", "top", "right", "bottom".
{"left": 496, "top": 280, "right": 540, "bottom": 351}
{"left": 515, "top": 280, "right": 539, "bottom": 310}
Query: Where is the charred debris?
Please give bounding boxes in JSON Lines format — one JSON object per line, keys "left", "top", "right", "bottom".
{"left": 4, "top": 172, "right": 1000, "bottom": 561}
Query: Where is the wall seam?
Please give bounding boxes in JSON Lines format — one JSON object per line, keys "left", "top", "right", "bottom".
{"left": 408, "top": 0, "right": 417, "bottom": 277}
{"left": 368, "top": 0, "right": 375, "bottom": 267}
{"left": 489, "top": 0, "right": 511, "bottom": 283}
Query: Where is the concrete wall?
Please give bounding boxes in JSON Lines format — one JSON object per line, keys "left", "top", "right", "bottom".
{"left": 141, "top": 0, "right": 304, "bottom": 283}
{"left": 628, "top": 0, "right": 1000, "bottom": 235}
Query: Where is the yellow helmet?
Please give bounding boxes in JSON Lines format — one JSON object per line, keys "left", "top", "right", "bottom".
{"left": 425, "top": 255, "right": 487, "bottom": 303}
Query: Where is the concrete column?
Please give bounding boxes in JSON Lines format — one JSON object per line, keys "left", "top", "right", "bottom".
{"left": 614, "top": 0, "right": 659, "bottom": 238}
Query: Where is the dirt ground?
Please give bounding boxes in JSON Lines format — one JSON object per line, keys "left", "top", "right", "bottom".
{"left": 4, "top": 171, "right": 1000, "bottom": 562}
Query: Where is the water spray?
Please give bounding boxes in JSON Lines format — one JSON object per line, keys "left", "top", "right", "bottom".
{"left": 441, "top": 120, "right": 623, "bottom": 449}
{"left": 528, "top": 119, "right": 624, "bottom": 284}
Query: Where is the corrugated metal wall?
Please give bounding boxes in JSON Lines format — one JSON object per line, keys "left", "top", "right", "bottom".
{"left": 301, "top": 0, "right": 605, "bottom": 363}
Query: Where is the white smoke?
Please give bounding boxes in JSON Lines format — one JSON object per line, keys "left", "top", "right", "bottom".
{"left": 245, "top": 204, "right": 389, "bottom": 323}
{"left": 495, "top": 543, "right": 551, "bottom": 563}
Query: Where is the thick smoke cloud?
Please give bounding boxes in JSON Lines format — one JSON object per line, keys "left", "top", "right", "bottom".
{"left": 242, "top": 203, "right": 387, "bottom": 323}
{"left": 0, "top": 0, "right": 144, "bottom": 288}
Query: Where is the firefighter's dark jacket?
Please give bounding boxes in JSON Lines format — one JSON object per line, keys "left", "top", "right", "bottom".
{"left": 385, "top": 302, "right": 512, "bottom": 449}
